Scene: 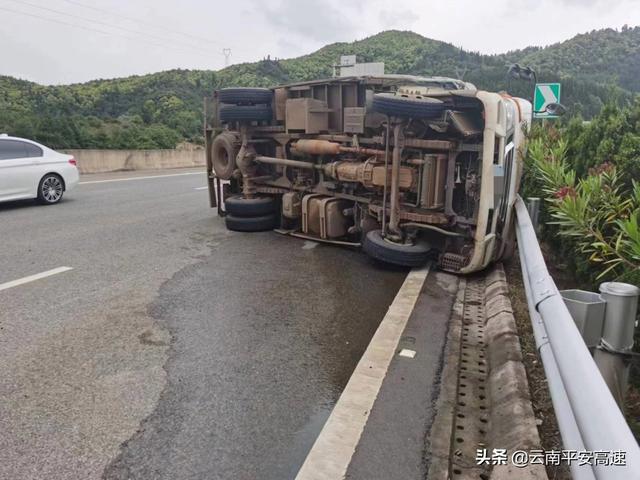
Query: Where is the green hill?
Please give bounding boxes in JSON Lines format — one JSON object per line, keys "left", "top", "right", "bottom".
{"left": 1, "top": 28, "right": 637, "bottom": 149}
{"left": 505, "top": 26, "right": 640, "bottom": 92}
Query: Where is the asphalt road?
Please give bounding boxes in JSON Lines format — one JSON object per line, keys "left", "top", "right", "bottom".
{"left": 0, "top": 168, "right": 406, "bottom": 480}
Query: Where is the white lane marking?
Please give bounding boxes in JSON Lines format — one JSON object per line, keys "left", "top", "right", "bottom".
{"left": 79, "top": 172, "right": 203, "bottom": 185}
{"left": 0, "top": 267, "right": 73, "bottom": 292}
{"left": 194, "top": 186, "right": 209, "bottom": 190}
{"left": 295, "top": 264, "right": 430, "bottom": 480}
{"left": 399, "top": 348, "right": 417, "bottom": 358}
{"left": 302, "top": 241, "right": 319, "bottom": 250}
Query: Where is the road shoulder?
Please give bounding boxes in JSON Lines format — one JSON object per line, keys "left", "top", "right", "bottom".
{"left": 295, "top": 267, "right": 459, "bottom": 480}
{"left": 344, "top": 270, "right": 458, "bottom": 479}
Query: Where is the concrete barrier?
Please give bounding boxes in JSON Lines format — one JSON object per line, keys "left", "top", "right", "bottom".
{"left": 62, "top": 147, "right": 205, "bottom": 174}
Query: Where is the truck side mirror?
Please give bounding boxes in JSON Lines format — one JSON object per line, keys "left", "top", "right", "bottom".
{"left": 545, "top": 102, "right": 567, "bottom": 116}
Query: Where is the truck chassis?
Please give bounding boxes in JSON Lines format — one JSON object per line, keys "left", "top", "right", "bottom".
{"left": 205, "top": 75, "right": 531, "bottom": 273}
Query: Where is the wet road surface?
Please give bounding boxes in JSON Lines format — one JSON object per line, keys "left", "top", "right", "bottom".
{"left": 0, "top": 169, "right": 405, "bottom": 480}
{"left": 104, "top": 234, "right": 404, "bottom": 480}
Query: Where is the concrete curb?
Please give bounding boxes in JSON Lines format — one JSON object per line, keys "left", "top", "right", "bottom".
{"left": 485, "top": 264, "right": 547, "bottom": 480}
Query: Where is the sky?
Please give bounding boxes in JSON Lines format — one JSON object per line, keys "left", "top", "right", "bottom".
{"left": 1, "top": 0, "right": 639, "bottom": 85}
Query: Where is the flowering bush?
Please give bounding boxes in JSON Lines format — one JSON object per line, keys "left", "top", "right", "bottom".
{"left": 527, "top": 134, "right": 640, "bottom": 282}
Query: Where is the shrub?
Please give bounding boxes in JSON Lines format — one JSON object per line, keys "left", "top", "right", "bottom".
{"left": 526, "top": 122, "right": 640, "bottom": 286}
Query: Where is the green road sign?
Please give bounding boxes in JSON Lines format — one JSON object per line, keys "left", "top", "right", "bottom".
{"left": 534, "top": 83, "right": 561, "bottom": 119}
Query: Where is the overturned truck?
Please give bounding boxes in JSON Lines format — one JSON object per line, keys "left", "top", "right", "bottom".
{"left": 205, "top": 75, "right": 531, "bottom": 272}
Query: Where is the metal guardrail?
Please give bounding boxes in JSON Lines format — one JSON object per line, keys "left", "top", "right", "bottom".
{"left": 514, "top": 196, "right": 640, "bottom": 480}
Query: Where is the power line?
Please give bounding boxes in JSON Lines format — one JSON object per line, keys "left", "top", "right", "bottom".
{"left": 0, "top": 6, "right": 113, "bottom": 36}
{"left": 0, "top": 5, "right": 222, "bottom": 63}
{"left": 5, "top": 0, "right": 224, "bottom": 57}
{"left": 57, "top": 0, "right": 245, "bottom": 53}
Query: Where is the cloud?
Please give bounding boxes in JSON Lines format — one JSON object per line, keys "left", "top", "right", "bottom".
{"left": 557, "top": 0, "right": 640, "bottom": 5}
{"left": 257, "top": 0, "right": 357, "bottom": 42}
{"left": 3, "top": 0, "right": 640, "bottom": 84}
{"left": 378, "top": 8, "right": 418, "bottom": 28}
{"left": 511, "top": 0, "right": 623, "bottom": 8}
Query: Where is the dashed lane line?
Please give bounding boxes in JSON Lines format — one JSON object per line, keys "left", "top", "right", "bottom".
{"left": 0, "top": 267, "right": 73, "bottom": 292}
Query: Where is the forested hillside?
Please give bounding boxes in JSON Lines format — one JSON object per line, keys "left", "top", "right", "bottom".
{"left": 1, "top": 27, "right": 638, "bottom": 149}
{"left": 504, "top": 25, "right": 640, "bottom": 92}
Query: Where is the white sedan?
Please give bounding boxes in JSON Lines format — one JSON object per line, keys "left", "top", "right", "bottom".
{"left": 0, "top": 134, "right": 79, "bottom": 205}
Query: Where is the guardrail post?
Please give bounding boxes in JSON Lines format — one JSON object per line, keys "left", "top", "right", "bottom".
{"left": 526, "top": 197, "right": 541, "bottom": 233}
{"left": 560, "top": 289, "right": 606, "bottom": 352}
{"left": 594, "top": 282, "right": 640, "bottom": 410}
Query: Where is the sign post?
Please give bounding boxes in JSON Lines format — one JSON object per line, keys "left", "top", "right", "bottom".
{"left": 533, "top": 83, "right": 561, "bottom": 119}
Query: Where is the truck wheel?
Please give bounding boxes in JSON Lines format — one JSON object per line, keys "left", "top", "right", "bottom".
{"left": 225, "top": 213, "right": 277, "bottom": 232}
{"left": 211, "top": 132, "right": 238, "bottom": 180}
{"left": 219, "top": 104, "right": 272, "bottom": 122}
{"left": 218, "top": 88, "right": 273, "bottom": 105}
{"left": 225, "top": 195, "right": 275, "bottom": 217}
{"left": 363, "top": 230, "right": 431, "bottom": 267}
{"left": 372, "top": 93, "right": 446, "bottom": 120}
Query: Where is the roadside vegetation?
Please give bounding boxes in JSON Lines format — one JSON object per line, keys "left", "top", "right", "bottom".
{"left": 521, "top": 100, "right": 640, "bottom": 440}
{"left": 1, "top": 27, "right": 639, "bottom": 149}
{"left": 523, "top": 102, "right": 640, "bottom": 286}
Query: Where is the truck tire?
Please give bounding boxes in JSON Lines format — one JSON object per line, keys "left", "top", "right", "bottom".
{"left": 225, "top": 213, "right": 277, "bottom": 232}
{"left": 372, "top": 93, "right": 446, "bottom": 120}
{"left": 219, "top": 104, "right": 273, "bottom": 122}
{"left": 218, "top": 88, "right": 273, "bottom": 105}
{"left": 211, "top": 132, "right": 238, "bottom": 180}
{"left": 225, "top": 195, "right": 275, "bottom": 217}
{"left": 363, "top": 230, "right": 432, "bottom": 267}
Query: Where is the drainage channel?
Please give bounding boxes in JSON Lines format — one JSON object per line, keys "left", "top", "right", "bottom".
{"left": 451, "top": 276, "right": 490, "bottom": 479}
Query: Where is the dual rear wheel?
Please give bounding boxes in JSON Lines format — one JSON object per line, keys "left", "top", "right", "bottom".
{"left": 218, "top": 88, "right": 273, "bottom": 123}
{"left": 217, "top": 88, "right": 277, "bottom": 232}
{"left": 224, "top": 195, "right": 277, "bottom": 232}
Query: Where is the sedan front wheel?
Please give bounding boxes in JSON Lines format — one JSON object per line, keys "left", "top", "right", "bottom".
{"left": 37, "top": 174, "right": 64, "bottom": 205}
